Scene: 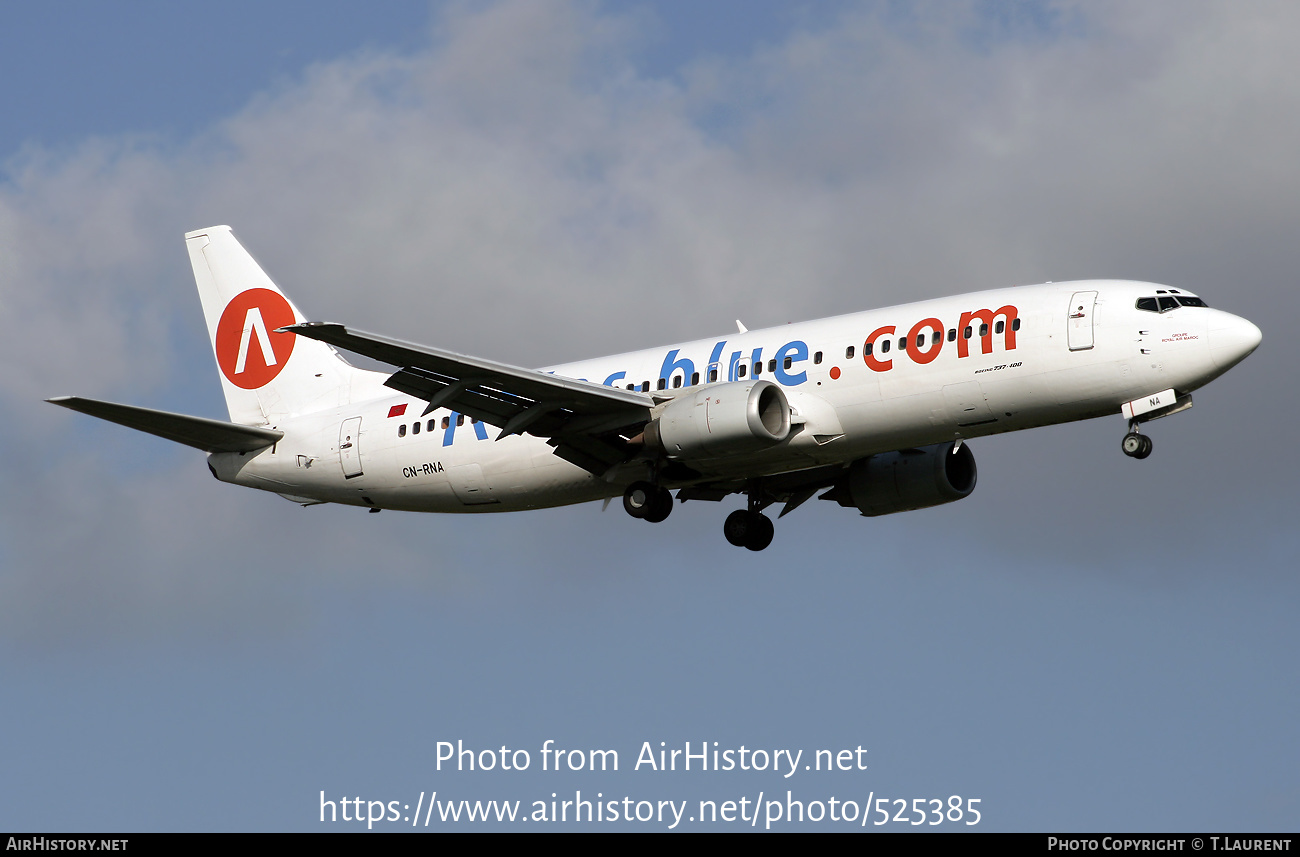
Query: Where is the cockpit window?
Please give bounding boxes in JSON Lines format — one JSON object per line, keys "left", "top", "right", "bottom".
{"left": 1137, "top": 295, "right": 1205, "bottom": 313}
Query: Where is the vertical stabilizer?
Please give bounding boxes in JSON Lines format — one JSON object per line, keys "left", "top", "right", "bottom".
{"left": 186, "top": 226, "right": 356, "bottom": 425}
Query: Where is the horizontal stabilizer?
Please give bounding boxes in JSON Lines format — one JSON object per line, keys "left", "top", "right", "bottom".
{"left": 47, "top": 397, "right": 283, "bottom": 454}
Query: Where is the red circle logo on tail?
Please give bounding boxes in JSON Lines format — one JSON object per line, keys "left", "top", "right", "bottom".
{"left": 214, "top": 289, "right": 297, "bottom": 389}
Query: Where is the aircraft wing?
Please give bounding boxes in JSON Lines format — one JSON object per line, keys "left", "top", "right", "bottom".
{"left": 47, "top": 397, "right": 283, "bottom": 454}
{"left": 283, "top": 322, "right": 655, "bottom": 474}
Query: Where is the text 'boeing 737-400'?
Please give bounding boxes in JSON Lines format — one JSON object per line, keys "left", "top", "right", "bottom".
{"left": 49, "top": 226, "right": 1262, "bottom": 551}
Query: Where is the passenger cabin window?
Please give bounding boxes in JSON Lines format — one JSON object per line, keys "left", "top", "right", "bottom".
{"left": 881, "top": 339, "right": 891, "bottom": 353}
{"left": 457, "top": 415, "right": 464, "bottom": 426}
{"left": 442, "top": 416, "right": 450, "bottom": 430}
{"left": 784, "top": 356, "right": 793, "bottom": 370}
{"left": 641, "top": 381, "right": 650, "bottom": 392}
{"left": 846, "top": 346, "right": 855, "bottom": 359}
{"left": 657, "top": 378, "right": 667, "bottom": 390}
{"left": 768, "top": 359, "right": 776, "bottom": 373}
{"left": 672, "top": 375, "right": 682, "bottom": 388}
{"left": 864, "top": 342, "right": 873, "bottom": 356}
{"left": 964, "top": 326, "right": 973, "bottom": 339}
{"left": 1013, "top": 318, "right": 1021, "bottom": 330}
{"left": 412, "top": 421, "right": 420, "bottom": 435}
{"left": 398, "top": 424, "right": 407, "bottom": 437}
{"left": 948, "top": 328, "right": 957, "bottom": 341}
{"left": 753, "top": 362, "right": 762, "bottom": 377}
{"left": 738, "top": 364, "right": 747, "bottom": 378}
{"left": 427, "top": 420, "right": 436, "bottom": 432}
{"left": 995, "top": 320, "right": 1005, "bottom": 334}
{"left": 813, "top": 351, "right": 823, "bottom": 365}
{"left": 708, "top": 368, "right": 718, "bottom": 382}
{"left": 691, "top": 372, "right": 700, "bottom": 385}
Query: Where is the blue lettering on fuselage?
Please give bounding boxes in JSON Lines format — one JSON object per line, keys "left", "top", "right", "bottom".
{"left": 618, "top": 340, "right": 814, "bottom": 385}
{"left": 659, "top": 349, "right": 695, "bottom": 386}
{"left": 443, "top": 412, "right": 490, "bottom": 446}
{"left": 707, "top": 341, "right": 727, "bottom": 370}
{"left": 773, "top": 340, "right": 809, "bottom": 385}
{"left": 447, "top": 338, "right": 809, "bottom": 445}
{"left": 552, "top": 338, "right": 812, "bottom": 402}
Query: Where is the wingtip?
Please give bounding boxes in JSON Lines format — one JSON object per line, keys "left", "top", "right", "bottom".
{"left": 278, "top": 321, "right": 336, "bottom": 334}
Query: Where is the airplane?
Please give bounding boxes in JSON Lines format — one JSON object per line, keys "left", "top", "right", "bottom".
{"left": 48, "top": 226, "right": 1262, "bottom": 551}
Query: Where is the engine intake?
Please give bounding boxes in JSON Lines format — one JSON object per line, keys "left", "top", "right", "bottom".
{"left": 825, "top": 442, "right": 977, "bottom": 517}
{"left": 644, "top": 380, "right": 791, "bottom": 459}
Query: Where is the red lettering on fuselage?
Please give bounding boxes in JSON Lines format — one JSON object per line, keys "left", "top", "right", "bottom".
{"left": 864, "top": 325, "right": 896, "bottom": 372}
{"left": 907, "top": 317, "right": 944, "bottom": 365}
{"left": 864, "top": 305, "right": 1019, "bottom": 373}
{"left": 957, "top": 306, "right": 1018, "bottom": 358}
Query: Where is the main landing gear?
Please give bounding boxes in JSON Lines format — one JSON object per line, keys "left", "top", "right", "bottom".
{"left": 1121, "top": 419, "right": 1153, "bottom": 460}
{"left": 724, "top": 509, "right": 774, "bottom": 552}
{"left": 723, "top": 491, "right": 775, "bottom": 552}
{"left": 623, "top": 480, "right": 673, "bottom": 523}
{"left": 621, "top": 479, "right": 777, "bottom": 551}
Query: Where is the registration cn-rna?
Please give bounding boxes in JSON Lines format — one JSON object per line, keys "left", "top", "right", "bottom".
{"left": 49, "top": 226, "right": 1262, "bottom": 551}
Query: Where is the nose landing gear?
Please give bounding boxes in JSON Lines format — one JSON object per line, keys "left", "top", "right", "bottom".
{"left": 1122, "top": 420, "right": 1153, "bottom": 459}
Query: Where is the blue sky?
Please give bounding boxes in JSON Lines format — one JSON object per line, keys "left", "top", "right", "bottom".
{"left": 3, "top": 1, "right": 1297, "bottom": 831}
{"left": 0, "top": 1, "right": 430, "bottom": 154}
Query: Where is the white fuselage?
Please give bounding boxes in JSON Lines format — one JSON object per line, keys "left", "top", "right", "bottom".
{"left": 208, "top": 280, "right": 1259, "bottom": 512}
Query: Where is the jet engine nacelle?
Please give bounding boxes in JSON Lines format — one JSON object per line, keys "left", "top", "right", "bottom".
{"left": 645, "top": 379, "right": 791, "bottom": 459}
{"left": 827, "top": 442, "right": 977, "bottom": 517}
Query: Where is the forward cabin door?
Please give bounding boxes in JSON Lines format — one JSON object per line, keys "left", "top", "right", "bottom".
{"left": 339, "top": 417, "right": 363, "bottom": 479}
{"left": 1067, "top": 290, "right": 1098, "bottom": 351}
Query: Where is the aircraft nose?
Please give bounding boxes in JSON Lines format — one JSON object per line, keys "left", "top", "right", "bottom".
{"left": 1209, "top": 312, "right": 1262, "bottom": 371}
